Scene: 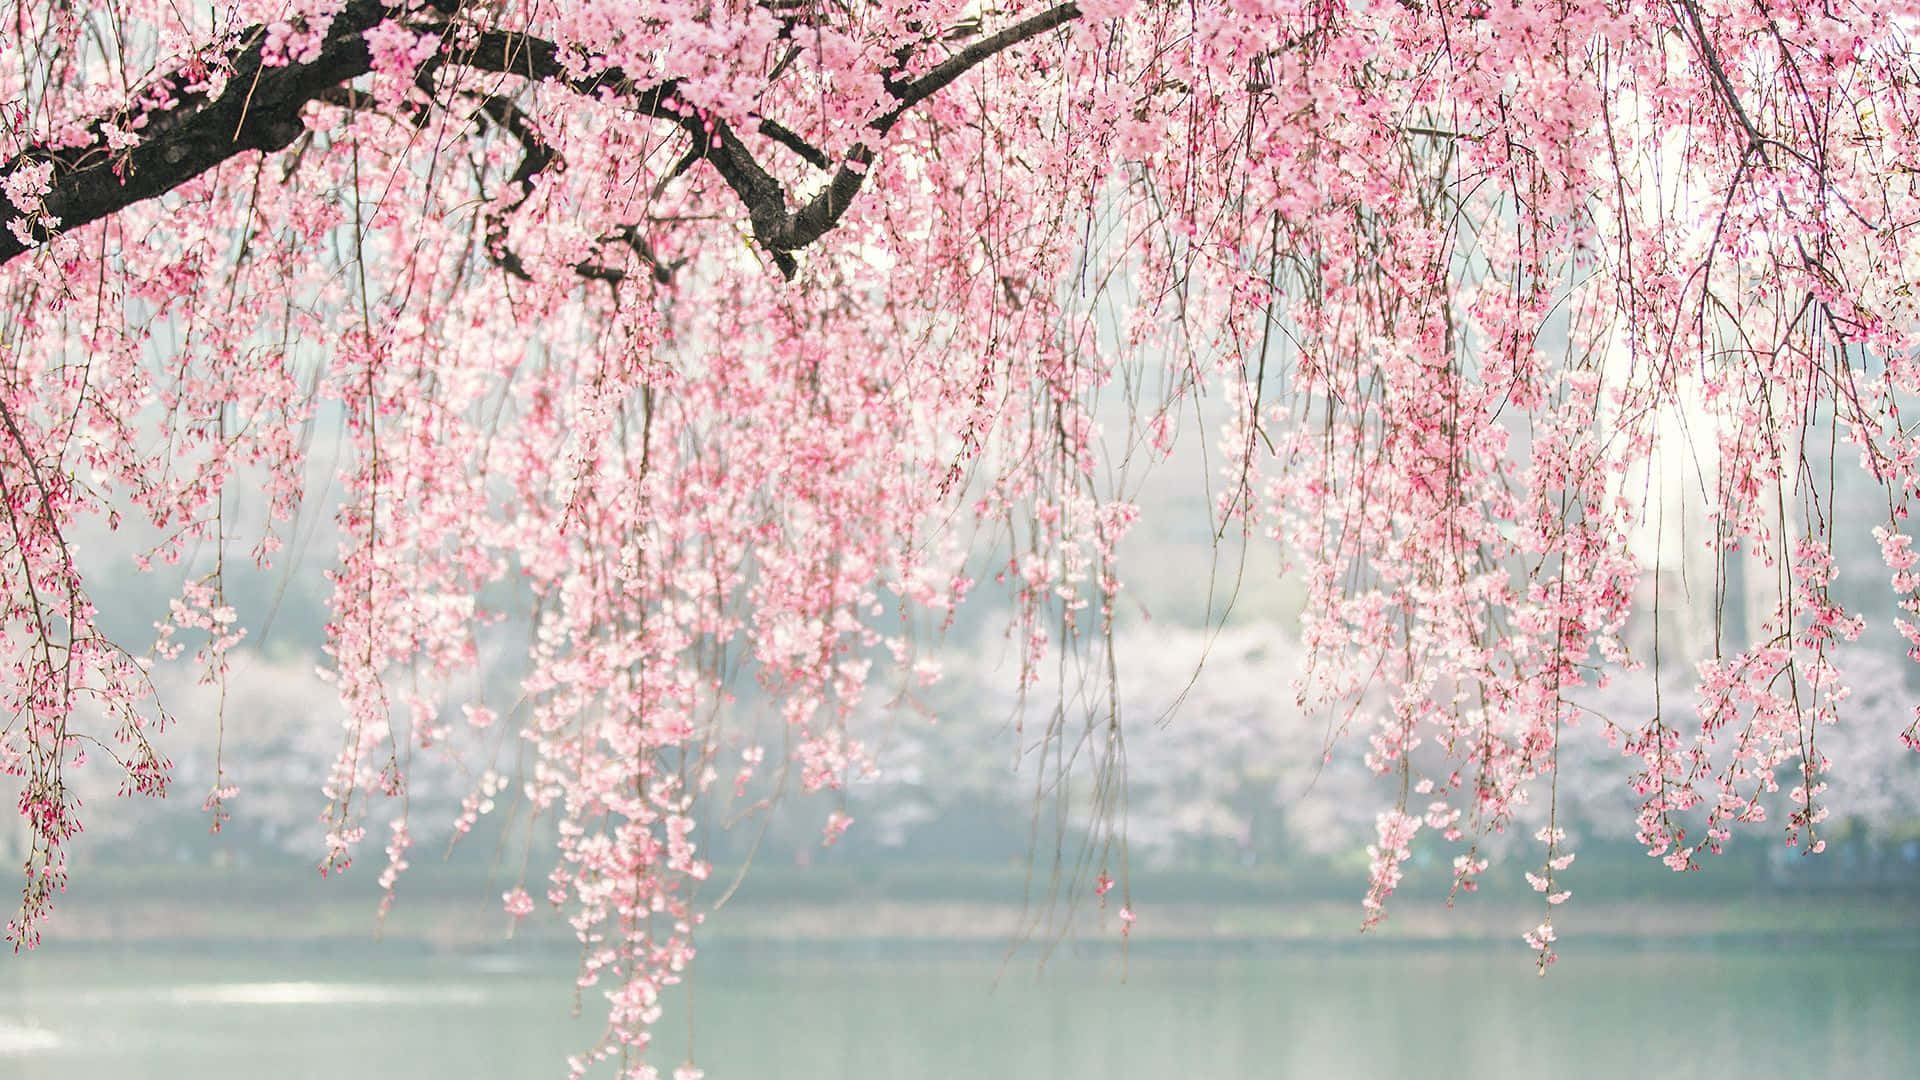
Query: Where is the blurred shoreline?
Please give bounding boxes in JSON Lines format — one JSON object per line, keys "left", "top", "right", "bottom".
{"left": 34, "top": 862, "right": 1920, "bottom": 951}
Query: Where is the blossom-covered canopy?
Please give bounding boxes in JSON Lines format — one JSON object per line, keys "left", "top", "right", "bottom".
{"left": 5, "top": 0, "right": 1920, "bottom": 1071}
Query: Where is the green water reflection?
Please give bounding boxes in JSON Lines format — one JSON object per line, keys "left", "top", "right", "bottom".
{"left": 1, "top": 940, "right": 1913, "bottom": 1078}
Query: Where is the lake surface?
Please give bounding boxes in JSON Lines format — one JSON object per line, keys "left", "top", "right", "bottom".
{"left": 1, "top": 938, "right": 1914, "bottom": 1078}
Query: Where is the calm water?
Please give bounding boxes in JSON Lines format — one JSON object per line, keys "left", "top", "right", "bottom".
{"left": 0, "top": 939, "right": 1914, "bottom": 1078}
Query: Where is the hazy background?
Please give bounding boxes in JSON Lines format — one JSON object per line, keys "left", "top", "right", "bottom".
{"left": 2, "top": 380, "right": 1919, "bottom": 1078}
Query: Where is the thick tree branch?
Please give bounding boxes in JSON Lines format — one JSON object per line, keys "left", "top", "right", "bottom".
{"left": 736, "top": 3, "right": 1087, "bottom": 269}
{"left": 878, "top": 3, "right": 1083, "bottom": 127}
{"left": 0, "top": 4, "right": 681, "bottom": 270}
{"left": 0, "top": 1, "right": 1086, "bottom": 276}
{"left": 0, "top": 0, "right": 394, "bottom": 264}
{"left": 756, "top": 117, "right": 832, "bottom": 170}
{"left": 437, "top": 29, "right": 680, "bottom": 111}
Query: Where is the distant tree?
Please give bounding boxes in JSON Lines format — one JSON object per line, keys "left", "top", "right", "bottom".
{"left": 6, "top": 0, "right": 1920, "bottom": 1071}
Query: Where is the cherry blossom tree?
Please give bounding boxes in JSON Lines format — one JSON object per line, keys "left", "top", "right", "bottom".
{"left": 7, "top": 0, "right": 1920, "bottom": 1071}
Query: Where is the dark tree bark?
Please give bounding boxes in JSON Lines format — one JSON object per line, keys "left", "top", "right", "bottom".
{"left": 0, "top": 1, "right": 1083, "bottom": 277}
